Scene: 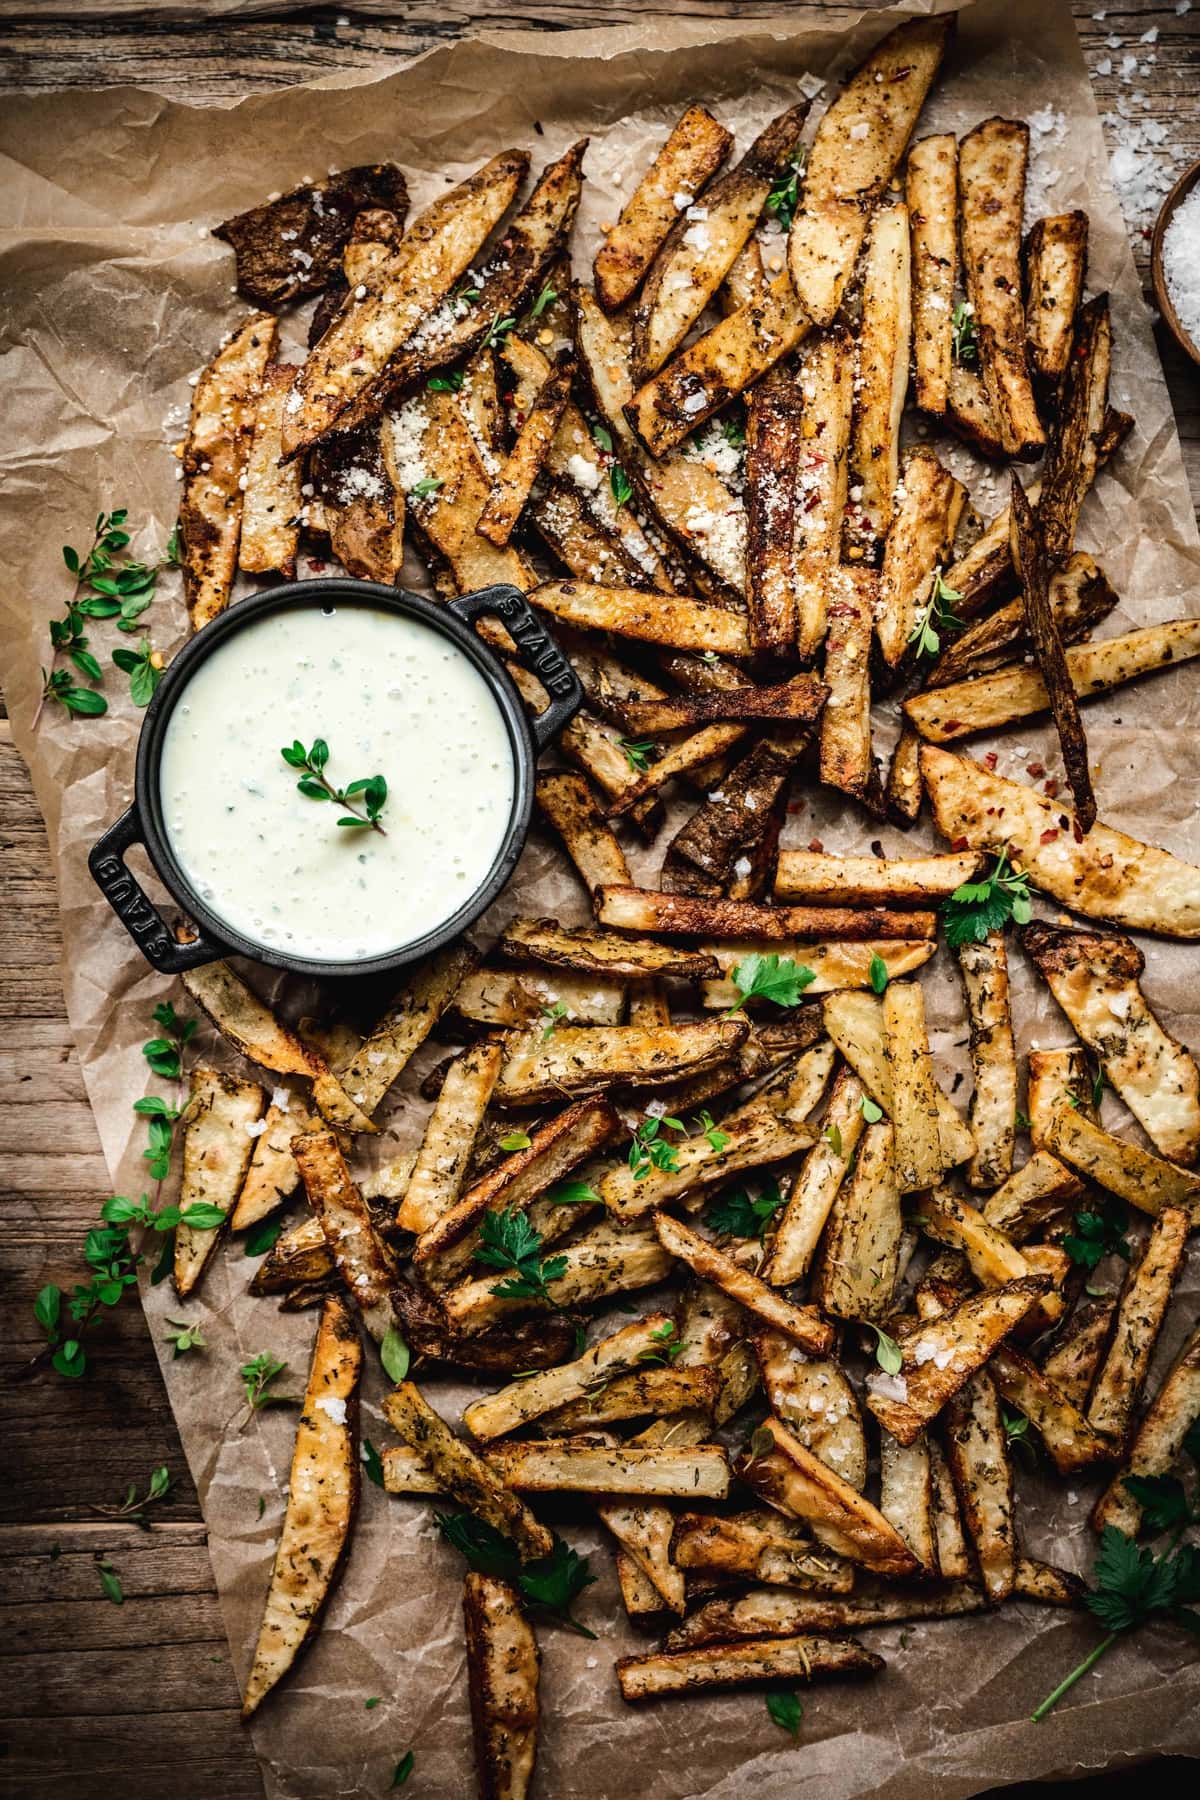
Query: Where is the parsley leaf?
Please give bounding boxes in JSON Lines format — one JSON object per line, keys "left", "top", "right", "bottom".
{"left": 707, "top": 1176, "right": 785, "bottom": 1240}
{"left": 434, "top": 1512, "right": 596, "bottom": 1635}
{"left": 628, "top": 1114, "right": 685, "bottom": 1180}
{"left": 1062, "top": 1204, "right": 1131, "bottom": 1273}
{"left": 362, "top": 1439, "right": 386, "bottom": 1489}
{"left": 941, "top": 852, "right": 1033, "bottom": 949}
{"left": 539, "top": 1000, "right": 568, "bottom": 1042}
{"left": 1121, "top": 1475, "right": 1197, "bottom": 1534}
{"left": 390, "top": 1751, "right": 415, "bottom": 1788}
{"left": 544, "top": 1177, "right": 600, "bottom": 1207}
{"left": 638, "top": 1319, "right": 686, "bottom": 1366}
{"left": 474, "top": 1208, "right": 567, "bottom": 1306}
{"left": 729, "top": 953, "right": 816, "bottom": 1009}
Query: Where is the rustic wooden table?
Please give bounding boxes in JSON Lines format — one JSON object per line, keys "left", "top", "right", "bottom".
{"left": 1, "top": 5, "right": 1197, "bottom": 1796}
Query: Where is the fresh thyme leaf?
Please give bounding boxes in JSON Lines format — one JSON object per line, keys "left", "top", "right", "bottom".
{"left": 1092, "top": 1066, "right": 1107, "bottom": 1109}
{"left": 728, "top": 952, "right": 816, "bottom": 1009}
{"left": 539, "top": 1000, "right": 568, "bottom": 1041}
{"left": 952, "top": 301, "right": 978, "bottom": 364}
{"left": 362, "top": 1439, "right": 386, "bottom": 1489}
{"left": 720, "top": 414, "right": 747, "bottom": 450}
{"left": 164, "top": 1318, "right": 206, "bottom": 1357}
{"left": 697, "top": 1109, "right": 730, "bottom": 1153}
{"left": 410, "top": 476, "right": 443, "bottom": 498}
{"left": 283, "top": 739, "right": 389, "bottom": 835}
{"left": 707, "top": 1176, "right": 785, "bottom": 1240}
{"left": 860, "top": 1095, "right": 884, "bottom": 1124}
{"left": 907, "top": 569, "right": 963, "bottom": 660}
{"left": 427, "top": 370, "right": 465, "bottom": 392}
{"left": 499, "top": 1131, "right": 533, "bottom": 1152}
{"left": 529, "top": 284, "right": 558, "bottom": 318}
{"left": 765, "top": 1688, "right": 804, "bottom": 1736}
{"left": 868, "top": 1324, "right": 902, "bottom": 1375}
{"left": 380, "top": 1323, "right": 410, "bottom": 1384}
{"left": 824, "top": 1123, "right": 843, "bottom": 1156}
{"left": 591, "top": 423, "right": 614, "bottom": 455}
{"left": 868, "top": 952, "right": 890, "bottom": 995}
{"left": 390, "top": 1751, "right": 415, "bottom": 1788}
{"left": 619, "top": 736, "right": 658, "bottom": 773}
{"left": 941, "top": 852, "right": 1033, "bottom": 949}
{"left": 240, "top": 1351, "right": 288, "bottom": 1410}
{"left": 610, "top": 463, "right": 634, "bottom": 509}
{"left": 481, "top": 313, "right": 516, "bottom": 352}
{"left": 764, "top": 149, "right": 806, "bottom": 232}
{"left": 365, "top": 1696, "right": 381, "bottom": 1711}
{"left": 97, "top": 1559, "right": 124, "bottom": 1605}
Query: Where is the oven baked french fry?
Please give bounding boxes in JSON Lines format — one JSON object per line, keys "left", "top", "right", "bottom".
{"left": 334, "top": 942, "right": 479, "bottom": 1120}
{"left": 921, "top": 745, "right": 1200, "bottom": 937}
{"left": 181, "top": 961, "right": 376, "bottom": 1134}
{"left": 912, "top": 1187, "right": 1029, "bottom": 1289}
{"left": 486, "top": 1439, "right": 732, "bottom": 1498}
{"left": 600, "top": 1109, "right": 813, "bottom": 1220}
{"left": 744, "top": 366, "right": 805, "bottom": 653}
{"left": 945, "top": 360, "right": 1006, "bottom": 462}
{"left": 864, "top": 1276, "right": 1051, "bottom": 1445}
{"left": 1086, "top": 1205, "right": 1190, "bottom": 1443}
{"left": 389, "top": 1279, "right": 581, "bottom": 1376}
{"left": 846, "top": 203, "right": 912, "bottom": 553}
{"left": 820, "top": 567, "right": 882, "bottom": 812}
{"left": 594, "top": 104, "right": 732, "bottom": 311}
{"left": 1014, "top": 1558, "right": 1089, "bottom": 1607}
{"left": 310, "top": 418, "right": 405, "bottom": 582}
{"left": 673, "top": 1511, "right": 854, "bottom": 1592}
{"left": 535, "top": 770, "right": 630, "bottom": 894}
{"left": 879, "top": 1430, "right": 938, "bottom": 1573}
{"left": 293, "top": 1126, "right": 396, "bottom": 1342}
{"left": 541, "top": 1365, "right": 721, "bottom": 1434}
{"left": 736, "top": 1417, "right": 921, "bottom": 1579}
{"left": 215, "top": 164, "right": 408, "bottom": 309}
{"left": 531, "top": 579, "right": 752, "bottom": 657}
{"left": 1023, "top": 920, "right": 1200, "bottom": 1165}
{"left": 882, "top": 982, "right": 943, "bottom": 1193}
{"left": 721, "top": 236, "right": 767, "bottom": 312}
{"left": 761, "top": 1066, "right": 867, "bottom": 1288}
{"left": 241, "top": 1294, "right": 361, "bottom": 1717}
{"left": 907, "top": 134, "right": 958, "bottom": 415}
{"left": 181, "top": 311, "right": 277, "bottom": 629}
{"left": 605, "top": 722, "right": 752, "bottom": 823}
{"left": 445, "top": 1216, "right": 673, "bottom": 1334}
{"left": 654, "top": 1213, "right": 834, "bottom": 1354}
{"left": 754, "top": 1327, "right": 867, "bottom": 1491}
{"left": 238, "top": 363, "right": 303, "bottom": 576}
{"left": 929, "top": 1438, "right": 973, "bottom": 1581}
{"left": 664, "top": 1580, "right": 986, "bottom": 1651}
{"left": 1044, "top": 1107, "right": 1200, "bottom": 1220}
{"left": 822, "top": 989, "right": 976, "bottom": 1171}
{"left": 1041, "top": 1298, "right": 1115, "bottom": 1411}
{"left": 1037, "top": 292, "right": 1112, "bottom": 571}
{"left": 385, "top": 1381, "right": 553, "bottom": 1559}
{"left": 630, "top": 103, "right": 809, "bottom": 380}
{"left": 231, "top": 1094, "right": 316, "bottom": 1231}
{"left": 463, "top": 1312, "right": 678, "bottom": 1440}
{"left": 600, "top": 1501, "right": 686, "bottom": 1614}
{"left": 622, "top": 676, "right": 827, "bottom": 735}
{"left": 988, "top": 1343, "right": 1114, "bottom": 1475}
{"left": 596, "top": 885, "right": 934, "bottom": 943}
{"left": 463, "top": 1572, "right": 540, "bottom": 1800}
{"left": 496, "top": 919, "right": 719, "bottom": 982}
{"left": 249, "top": 1214, "right": 335, "bottom": 1293}
{"left": 657, "top": 738, "right": 802, "bottom": 888}
{"left": 923, "top": 553, "right": 1116, "bottom": 691}
{"left": 617, "top": 1633, "right": 884, "bottom": 1702}
{"left": 774, "top": 850, "right": 982, "bottom": 906}
{"left": 701, "top": 940, "right": 936, "bottom": 1008}
{"left": 958, "top": 118, "right": 1044, "bottom": 461}
{"left": 672, "top": 1283, "right": 760, "bottom": 1425}
{"left": 954, "top": 931, "right": 1017, "bottom": 1190}
{"left": 941, "top": 1369, "right": 1015, "bottom": 1602}
{"left": 559, "top": 710, "right": 662, "bottom": 835}
{"left": 395, "top": 1042, "right": 504, "bottom": 1236}
{"left": 1024, "top": 210, "right": 1088, "bottom": 384}
{"left": 1092, "top": 1325, "right": 1200, "bottom": 1535}
{"left": 876, "top": 451, "right": 965, "bottom": 667}
{"left": 476, "top": 352, "right": 574, "bottom": 547}
{"left": 380, "top": 1444, "right": 442, "bottom": 1495}
{"left": 812, "top": 1121, "right": 902, "bottom": 1321}
{"left": 788, "top": 16, "right": 952, "bottom": 326}
{"left": 173, "top": 1066, "right": 263, "bottom": 1298}
{"left": 886, "top": 723, "right": 925, "bottom": 827}
{"left": 792, "top": 325, "right": 855, "bottom": 661}
{"left": 495, "top": 1017, "right": 746, "bottom": 1107}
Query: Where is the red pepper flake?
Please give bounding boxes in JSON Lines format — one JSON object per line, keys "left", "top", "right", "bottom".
{"left": 1072, "top": 817, "right": 1085, "bottom": 843}
{"left": 804, "top": 491, "right": 822, "bottom": 513}
{"left": 1026, "top": 761, "right": 1045, "bottom": 779}
{"left": 950, "top": 837, "right": 970, "bottom": 852}
{"left": 944, "top": 720, "right": 963, "bottom": 733}
{"left": 983, "top": 751, "right": 998, "bottom": 771}
{"left": 306, "top": 557, "right": 328, "bottom": 573}
{"left": 1043, "top": 778, "right": 1060, "bottom": 798}
{"left": 807, "top": 837, "right": 824, "bottom": 853}
{"left": 1040, "top": 828, "right": 1060, "bottom": 845}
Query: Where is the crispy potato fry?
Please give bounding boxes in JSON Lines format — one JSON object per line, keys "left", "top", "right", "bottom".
{"left": 876, "top": 451, "right": 965, "bottom": 667}
{"left": 673, "top": 1511, "right": 854, "bottom": 1592}
{"left": 215, "top": 164, "right": 408, "bottom": 309}
{"left": 1024, "top": 210, "right": 1088, "bottom": 383}
{"left": 380, "top": 1445, "right": 442, "bottom": 1495}
{"left": 631, "top": 104, "right": 809, "bottom": 380}
{"left": 389, "top": 1278, "right": 581, "bottom": 1376}
{"left": 913, "top": 1187, "right": 1029, "bottom": 1289}
{"left": 173, "top": 1066, "right": 263, "bottom": 1298}
{"left": 1086, "top": 1205, "right": 1190, "bottom": 1442}
{"left": 736, "top": 1417, "right": 921, "bottom": 1578}
{"left": 293, "top": 1127, "right": 395, "bottom": 1341}
{"left": 754, "top": 1327, "right": 868, "bottom": 1490}
{"left": 464, "top": 1573, "right": 541, "bottom": 1800}
{"left": 241, "top": 1294, "right": 361, "bottom": 1716}
{"left": 721, "top": 236, "right": 768, "bottom": 312}
{"left": 657, "top": 738, "right": 800, "bottom": 887}
{"left": 606, "top": 721, "right": 752, "bottom": 823}
{"left": 762, "top": 1066, "right": 867, "bottom": 1288}
{"left": 557, "top": 709, "right": 662, "bottom": 837}
{"left": 886, "top": 723, "right": 925, "bottom": 827}
{"left": 477, "top": 353, "right": 574, "bottom": 547}
{"left": 617, "top": 1633, "right": 883, "bottom": 1701}
{"left": 1037, "top": 293, "right": 1112, "bottom": 571}
{"left": 701, "top": 940, "right": 936, "bottom": 1008}
{"left": 879, "top": 1430, "right": 938, "bottom": 1573}
{"left": 249, "top": 1215, "right": 335, "bottom": 1294}
{"left": 487, "top": 1439, "right": 732, "bottom": 1498}
{"left": 532, "top": 579, "right": 751, "bottom": 657}
{"left": 446, "top": 1216, "right": 673, "bottom": 1334}
{"left": 820, "top": 567, "right": 882, "bottom": 812}
{"left": 1023, "top": 920, "right": 1200, "bottom": 1165}
{"left": 238, "top": 363, "right": 303, "bottom": 576}
{"left": 310, "top": 418, "right": 405, "bottom": 582}
{"left": 623, "top": 675, "right": 827, "bottom": 735}
{"left": 614, "top": 1546, "right": 671, "bottom": 1619}
{"left": 1092, "top": 1325, "right": 1200, "bottom": 1535}
{"left": 942, "top": 1369, "right": 1015, "bottom": 1602}
{"left": 654, "top": 1213, "right": 833, "bottom": 1354}
{"left": 847, "top": 203, "right": 912, "bottom": 552}
{"left": 601, "top": 1110, "right": 812, "bottom": 1221}
{"left": 882, "top": 982, "right": 943, "bottom": 1193}
{"left": 744, "top": 366, "right": 805, "bottom": 653}
{"left": 600, "top": 1502, "right": 685, "bottom": 1614}
{"left": 958, "top": 118, "right": 1044, "bottom": 460}
{"left": 813, "top": 1121, "right": 903, "bottom": 1321}
{"left": 495, "top": 1017, "right": 746, "bottom": 1108}
{"left": 823, "top": 989, "right": 975, "bottom": 1172}
{"left": 536, "top": 770, "right": 630, "bottom": 894}
{"left": 542, "top": 1365, "right": 720, "bottom": 1434}
{"left": 594, "top": 105, "right": 732, "bottom": 311}
{"left": 664, "top": 1580, "right": 986, "bottom": 1651}
{"left": 1041, "top": 1298, "right": 1116, "bottom": 1411}
{"left": 988, "top": 1343, "right": 1114, "bottom": 1475}
{"left": 497, "top": 919, "right": 718, "bottom": 982}
{"left": 395, "top": 1043, "right": 504, "bottom": 1236}
{"left": 181, "top": 961, "right": 374, "bottom": 1134}
{"left": 464, "top": 1313, "right": 678, "bottom": 1440}
{"left": 774, "top": 850, "right": 981, "bottom": 906}
{"left": 865, "top": 1276, "right": 1051, "bottom": 1445}
{"left": 793, "top": 325, "right": 856, "bottom": 661}
{"left": 1014, "top": 1558, "right": 1088, "bottom": 1607}
{"left": 923, "top": 552, "right": 1116, "bottom": 691}
{"left": 954, "top": 931, "right": 1017, "bottom": 1190}
{"left": 180, "top": 312, "right": 277, "bottom": 628}
{"left": 385, "top": 1381, "right": 552, "bottom": 1558}
{"left": 907, "top": 134, "right": 958, "bottom": 415}
{"left": 596, "top": 884, "right": 933, "bottom": 942}
{"left": 788, "top": 16, "right": 952, "bottom": 325}
{"left": 1044, "top": 1106, "right": 1200, "bottom": 1220}
{"left": 231, "top": 1094, "right": 316, "bottom": 1231}
{"left": 334, "top": 943, "right": 478, "bottom": 1120}
{"left": 929, "top": 1437, "right": 973, "bottom": 1581}
{"left": 921, "top": 745, "right": 1200, "bottom": 937}
{"left": 945, "top": 360, "right": 1006, "bottom": 462}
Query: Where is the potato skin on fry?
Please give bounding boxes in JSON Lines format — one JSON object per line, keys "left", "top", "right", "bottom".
{"left": 214, "top": 164, "right": 409, "bottom": 309}
{"left": 617, "top": 1633, "right": 884, "bottom": 1701}
{"left": 463, "top": 1572, "right": 541, "bottom": 1800}
{"left": 958, "top": 117, "right": 1044, "bottom": 460}
{"left": 594, "top": 104, "right": 732, "bottom": 312}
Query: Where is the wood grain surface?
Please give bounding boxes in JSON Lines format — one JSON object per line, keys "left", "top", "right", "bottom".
{"left": 1, "top": 4, "right": 1197, "bottom": 1796}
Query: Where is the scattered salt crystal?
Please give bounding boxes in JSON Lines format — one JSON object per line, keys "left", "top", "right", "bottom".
{"left": 681, "top": 390, "right": 707, "bottom": 414}
{"left": 1140, "top": 25, "right": 1158, "bottom": 41}
{"left": 645, "top": 1099, "right": 668, "bottom": 1119}
{"left": 271, "top": 1088, "right": 290, "bottom": 1111}
{"left": 734, "top": 856, "right": 752, "bottom": 879}
{"left": 868, "top": 1371, "right": 909, "bottom": 1403}
{"left": 849, "top": 120, "right": 870, "bottom": 141}
{"left": 1163, "top": 185, "right": 1200, "bottom": 347}
{"left": 566, "top": 453, "right": 601, "bottom": 491}
{"left": 354, "top": 283, "right": 367, "bottom": 299}
{"left": 316, "top": 1395, "right": 348, "bottom": 1424}
{"left": 1096, "top": 56, "right": 1113, "bottom": 75}
{"left": 672, "top": 190, "right": 691, "bottom": 210}
{"left": 1177, "top": 1, "right": 1191, "bottom": 14}
{"left": 246, "top": 1118, "right": 269, "bottom": 1138}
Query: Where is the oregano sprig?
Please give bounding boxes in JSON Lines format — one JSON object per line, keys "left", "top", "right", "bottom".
{"left": 282, "top": 739, "right": 389, "bottom": 835}
{"left": 36, "top": 509, "right": 171, "bottom": 726}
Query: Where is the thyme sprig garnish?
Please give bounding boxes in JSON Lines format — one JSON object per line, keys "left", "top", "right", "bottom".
{"left": 35, "top": 509, "right": 172, "bottom": 726}
{"left": 281, "top": 738, "right": 389, "bottom": 835}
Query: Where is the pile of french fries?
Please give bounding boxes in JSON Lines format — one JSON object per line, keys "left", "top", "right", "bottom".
{"left": 164, "top": 16, "right": 1200, "bottom": 1792}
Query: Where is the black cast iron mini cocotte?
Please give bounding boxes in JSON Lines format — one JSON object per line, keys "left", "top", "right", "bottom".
{"left": 88, "top": 578, "right": 583, "bottom": 979}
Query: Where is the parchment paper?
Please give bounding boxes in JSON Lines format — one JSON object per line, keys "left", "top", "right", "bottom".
{"left": 2, "top": 1, "right": 1199, "bottom": 1793}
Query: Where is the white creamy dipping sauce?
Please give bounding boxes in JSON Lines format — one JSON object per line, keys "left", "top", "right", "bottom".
{"left": 159, "top": 602, "right": 516, "bottom": 962}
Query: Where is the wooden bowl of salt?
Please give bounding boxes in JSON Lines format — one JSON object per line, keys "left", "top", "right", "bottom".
{"left": 1153, "top": 157, "right": 1200, "bottom": 369}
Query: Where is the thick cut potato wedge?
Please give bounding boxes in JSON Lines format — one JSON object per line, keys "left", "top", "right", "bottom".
{"left": 293, "top": 1127, "right": 395, "bottom": 1342}
{"left": 496, "top": 919, "right": 718, "bottom": 982}
{"left": 913, "top": 1187, "right": 1028, "bottom": 1291}
{"left": 180, "top": 312, "right": 277, "bottom": 629}
{"left": 929, "top": 1438, "right": 973, "bottom": 1581}
{"left": 464, "top": 1573, "right": 540, "bottom": 1800}
{"left": 788, "top": 16, "right": 952, "bottom": 325}
{"left": 596, "top": 885, "right": 933, "bottom": 943}
{"left": 1044, "top": 1106, "right": 1200, "bottom": 1220}
{"left": 238, "top": 363, "right": 303, "bottom": 576}
{"left": 664, "top": 1580, "right": 986, "bottom": 1650}
{"left": 532, "top": 579, "right": 751, "bottom": 656}
{"left": 249, "top": 1215, "right": 335, "bottom": 1294}
{"left": 907, "top": 618, "right": 1200, "bottom": 745}
{"left": 721, "top": 236, "right": 767, "bottom": 312}
{"left": 775, "top": 850, "right": 982, "bottom": 905}
{"left": 820, "top": 567, "right": 882, "bottom": 812}
{"left": 451, "top": 967, "right": 619, "bottom": 1031}
{"left": 654, "top": 1212, "right": 833, "bottom": 1354}
{"left": 385, "top": 1381, "right": 552, "bottom": 1558}
{"left": 1086, "top": 1205, "right": 1190, "bottom": 1443}
{"left": 876, "top": 451, "right": 965, "bottom": 667}
{"left": 476, "top": 353, "right": 574, "bottom": 547}
{"left": 744, "top": 366, "right": 805, "bottom": 653}
{"left": 700, "top": 940, "right": 937, "bottom": 1007}
{"left": 389, "top": 1279, "right": 580, "bottom": 1376}
{"left": 241, "top": 1294, "right": 361, "bottom": 1716}
{"left": 1025, "top": 210, "right": 1088, "bottom": 383}
{"left": 606, "top": 721, "right": 752, "bottom": 823}
{"left": 882, "top": 981, "right": 943, "bottom": 1193}
{"left": 988, "top": 1344, "right": 1113, "bottom": 1475}
{"left": 543, "top": 1365, "right": 720, "bottom": 1434}
{"left": 601, "top": 1501, "right": 685, "bottom": 1614}
{"left": 941, "top": 1370, "right": 1015, "bottom": 1602}
{"left": 445, "top": 1217, "right": 673, "bottom": 1334}
{"left": 921, "top": 745, "right": 1200, "bottom": 938}
{"left": 812, "top": 1121, "right": 902, "bottom": 1321}
{"left": 310, "top": 418, "right": 404, "bottom": 583}
{"left": 536, "top": 770, "right": 631, "bottom": 894}
{"left": 486, "top": 1439, "right": 732, "bottom": 1499}
{"left": 601, "top": 1109, "right": 811, "bottom": 1220}
{"left": 822, "top": 989, "right": 975, "bottom": 1171}
{"left": 181, "top": 962, "right": 374, "bottom": 1134}
{"left": 755, "top": 1327, "right": 867, "bottom": 1491}
{"left": 624, "top": 676, "right": 827, "bottom": 734}
{"left": 946, "top": 360, "right": 1006, "bottom": 462}
{"left": 495, "top": 1017, "right": 746, "bottom": 1107}
{"left": 1014, "top": 1558, "right": 1089, "bottom": 1608}
{"left": 865, "top": 1276, "right": 1050, "bottom": 1445}
{"left": 879, "top": 1430, "right": 938, "bottom": 1573}
{"left": 762, "top": 1066, "right": 868, "bottom": 1288}
{"left": 614, "top": 1547, "right": 670, "bottom": 1620}
{"left": 1092, "top": 1325, "right": 1200, "bottom": 1535}
{"left": 1041, "top": 1298, "right": 1115, "bottom": 1411}
{"left": 594, "top": 105, "right": 732, "bottom": 311}
{"left": 794, "top": 325, "right": 855, "bottom": 661}
{"left": 173, "top": 1066, "right": 263, "bottom": 1298}
{"left": 1037, "top": 293, "right": 1112, "bottom": 572}
{"left": 736, "top": 1417, "right": 921, "bottom": 1579}
{"left": 907, "top": 134, "right": 958, "bottom": 415}
{"left": 1023, "top": 921, "right": 1200, "bottom": 1166}
{"left": 231, "top": 1094, "right": 316, "bottom": 1232}
{"left": 215, "top": 164, "right": 408, "bottom": 309}
{"left": 886, "top": 721, "right": 925, "bottom": 826}
{"left": 659, "top": 738, "right": 802, "bottom": 890}
{"left": 672, "top": 1511, "right": 854, "bottom": 1592}
{"left": 958, "top": 118, "right": 1044, "bottom": 460}
{"left": 923, "top": 552, "right": 1116, "bottom": 691}
{"left": 396, "top": 1042, "right": 503, "bottom": 1236}
{"left": 559, "top": 709, "right": 663, "bottom": 835}
{"left": 464, "top": 1312, "right": 677, "bottom": 1440}
{"left": 334, "top": 942, "right": 478, "bottom": 1120}
{"left": 956, "top": 931, "right": 1017, "bottom": 1190}
{"left": 283, "top": 149, "right": 528, "bottom": 453}
{"left": 617, "top": 1633, "right": 883, "bottom": 1701}
{"left": 846, "top": 202, "right": 912, "bottom": 552}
